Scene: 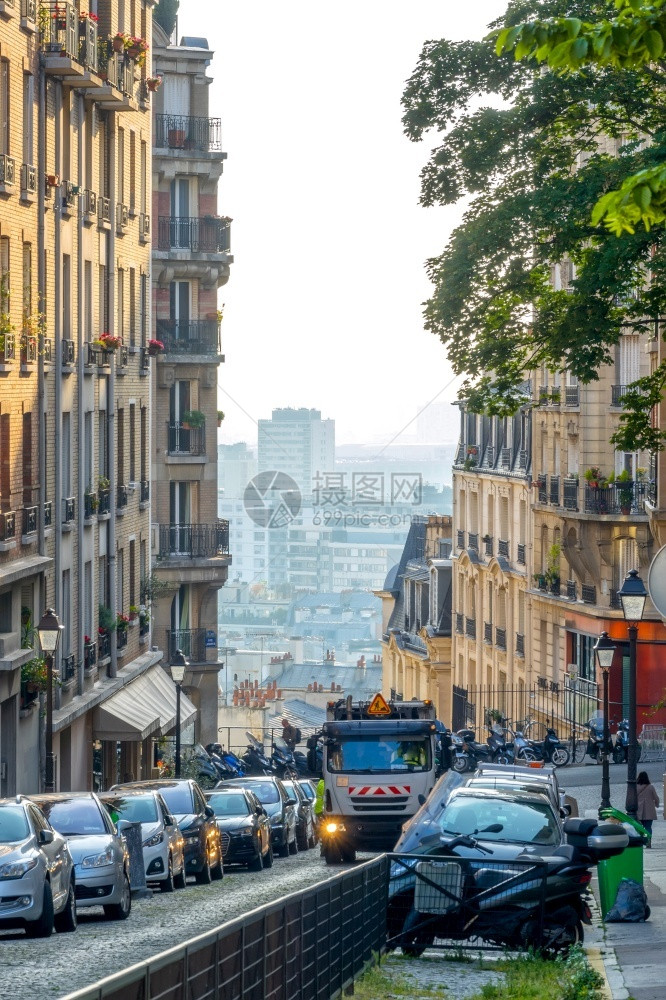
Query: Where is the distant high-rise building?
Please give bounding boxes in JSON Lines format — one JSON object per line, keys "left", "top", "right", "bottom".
{"left": 258, "top": 408, "right": 335, "bottom": 497}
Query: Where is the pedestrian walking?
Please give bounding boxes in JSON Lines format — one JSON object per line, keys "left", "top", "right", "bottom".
{"left": 637, "top": 771, "right": 659, "bottom": 847}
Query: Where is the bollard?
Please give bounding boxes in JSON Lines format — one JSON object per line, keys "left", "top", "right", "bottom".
{"left": 119, "top": 820, "right": 153, "bottom": 899}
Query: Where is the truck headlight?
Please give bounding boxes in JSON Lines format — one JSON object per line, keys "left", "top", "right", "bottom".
{"left": 325, "top": 821, "right": 346, "bottom": 834}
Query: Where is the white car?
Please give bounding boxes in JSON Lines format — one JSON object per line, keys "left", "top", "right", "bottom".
{"left": 31, "top": 792, "right": 131, "bottom": 920}
{"left": 100, "top": 789, "right": 186, "bottom": 891}
{"left": 0, "top": 796, "right": 77, "bottom": 937}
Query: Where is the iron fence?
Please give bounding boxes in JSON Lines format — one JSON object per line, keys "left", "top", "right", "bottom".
{"left": 62, "top": 857, "right": 387, "bottom": 1000}
{"left": 451, "top": 681, "right": 600, "bottom": 738}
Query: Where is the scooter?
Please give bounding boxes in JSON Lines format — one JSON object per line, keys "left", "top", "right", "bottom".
{"left": 271, "top": 737, "right": 297, "bottom": 777}
{"left": 207, "top": 743, "right": 246, "bottom": 778}
{"left": 583, "top": 718, "right": 612, "bottom": 763}
{"left": 521, "top": 728, "right": 571, "bottom": 768}
{"left": 451, "top": 729, "right": 492, "bottom": 773}
{"left": 241, "top": 732, "right": 274, "bottom": 775}
{"left": 486, "top": 724, "right": 513, "bottom": 764}
{"left": 612, "top": 720, "right": 642, "bottom": 764}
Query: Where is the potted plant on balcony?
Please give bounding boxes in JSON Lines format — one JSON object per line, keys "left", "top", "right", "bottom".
{"left": 116, "top": 612, "right": 130, "bottom": 632}
{"left": 147, "top": 338, "right": 164, "bottom": 356}
{"left": 146, "top": 75, "right": 162, "bottom": 92}
{"left": 584, "top": 467, "right": 602, "bottom": 490}
{"left": 616, "top": 468, "right": 634, "bottom": 515}
{"left": 84, "top": 487, "right": 99, "bottom": 514}
{"left": 111, "top": 31, "right": 129, "bottom": 53}
{"left": 98, "top": 475, "right": 110, "bottom": 492}
{"left": 217, "top": 410, "right": 225, "bottom": 427}
{"left": 544, "top": 543, "right": 561, "bottom": 591}
{"left": 126, "top": 35, "right": 149, "bottom": 65}
{"left": 97, "top": 332, "right": 122, "bottom": 351}
{"left": 181, "top": 409, "right": 205, "bottom": 430}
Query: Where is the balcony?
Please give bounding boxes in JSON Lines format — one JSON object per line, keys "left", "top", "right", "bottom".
{"left": 62, "top": 339, "right": 75, "bottom": 366}
{"left": 21, "top": 0, "right": 36, "bottom": 30}
{"left": 583, "top": 483, "right": 647, "bottom": 516}
{"left": 116, "top": 202, "right": 129, "bottom": 234}
{"left": 117, "top": 628, "right": 128, "bottom": 651}
{"left": 483, "top": 535, "right": 493, "bottom": 557}
{"left": 98, "top": 632, "right": 111, "bottom": 660}
{"left": 565, "top": 385, "right": 580, "bottom": 406}
{"left": 98, "top": 488, "right": 111, "bottom": 516}
{"left": 501, "top": 447, "right": 511, "bottom": 469}
{"left": 61, "top": 654, "right": 76, "bottom": 682}
{"left": 549, "top": 475, "right": 560, "bottom": 506}
{"left": 567, "top": 580, "right": 578, "bottom": 601}
{"left": 167, "top": 422, "right": 206, "bottom": 457}
{"left": 62, "top": 496, "right": 75, "bottom": 523}
{"left": 83, "top": 492, "right": 97, "bottom": 519}
{"left": 517, "top": 543, "right": 526, "bottom": 565}
{"left": 483, "top": 621, "right": 492, "bottom": 644}
{"left": 457, "top": 530, "right": 465, "bottom": 549}
{"left": 611, "top": 385, "right": 629, "bottom": 407}
{"left": 155, "top": 115, "right": 223, "bottom": 152}
{"left": 0, "top": 511, "right": 16, "bottom": 543}
{"left": 98, "top": 196, "right": 111, "bottom": 227}
{"left": 468, "top": 532, "right": 478, "bottom": 552}
{"left": 44, "top": 500, "right": 52, "bottom": 527}
{"left": 84, "top": 640, "right": 96, "bottom": 671}
{"left": 515, "top": 633, "right": 525, "bottom": 657}
{"left": 581, "top": 584, "right": 597, "bottom": 604}
{"left": 140, "top": 347, "right": 151, "bottom": 372}
{"left": 20, "top": 334, "right": 37, "bottom": 369}
{"left": 455, "top": 613, "right": 464, "bottom": 634}
{"left": 465, "top": 617, "right": 476, "bottom": 640}
{"left": 82, "top": 188, "right": 97, "bottom": 221}
{"left": 0, "top": 333, "right": 16, "bottom": 366}
{"left": 20, "top": 163, "right": 36, "bottom": 200}
{"left": 155, "top": 319, "right": 221, "bottom": 357}
{"left": 165, "top": 628, "right": 214, "bottom": 664}
{"left": 117, "top": 485, "right": 128, "bottom": 510}
{"left": 537, "top": 474, "right": 547, "bottom": 504}
{"left": 498, "top": 539, "right": 509, "bottom": 558}
{"left": 518, "top": 449, "right": 528, "bottom": 469}
{"left": 495, "top": 627, "right": 507, "bottom": 651}
{"left": 157, "top": 216, "right": 231, "bottom": 254}
{"left": 0, "top": 153, "right": 15, "bottom": 192}
{"left": 158, "top": 520, "right": 230, "bottom": 559}
{"left": 22, "top": 505, "right": 37, "bottom": 535}
{"left": 40, "top": 4, "right": 100, "bottom": 85}
{"left": 85, "top": 342, "right": 109, "bottom": 367}
{"left": 140, "top": 480, "right": 150, "bottom": 503}
{"left": 563, "top": 478, "right": 579, "bottom": 511}
{"left": 610, "top": 589, "right": 622, "bottom": 610}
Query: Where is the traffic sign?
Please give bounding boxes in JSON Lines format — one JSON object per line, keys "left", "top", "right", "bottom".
{"left": 367, "top": 693, "right": 391, "bottom": 716}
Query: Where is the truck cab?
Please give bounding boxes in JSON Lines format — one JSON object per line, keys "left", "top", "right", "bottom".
{"left": 320, "top": 698, "right": 438, "bottom": 864}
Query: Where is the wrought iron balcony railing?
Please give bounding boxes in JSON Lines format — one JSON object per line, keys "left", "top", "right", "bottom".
{"left": 484, "top": 535, "right": 493, "bottom": 557}
{"left": 565, "top": 385, "right": 580, "bottom": 406}
{"left": 549, "top": 475, "right": 560, "bottom": 506}
{"left": 154, "top": 115, "right": 223, "bottom": 152}
{"left": 157, "top": 216, "right": 231, "bottom": 253}
{"left": 515, "top": 633, "right": 525, "bottom": 657}
{"left": 167, "top": 422, "right": 206, "bottom": 456}
{"left": 498, "top": 539, "right": 509, "bottom": 558}
{"left": 583, "top": 483, "right": 647, "bottom": 516}
{"left": 98, "top": 488, "right": 111, "bottom": 515}
{"left": 567, "top": 580, "right": 578, "bottom": 601}
{"left": 581, "top": 584, "right": 597, "bottom": 604}
{"left": 84, "top": 640, "right": 96, "bottom": 671}
{"left": 468, "top": 532, "right": 478, "bottom": 552}
{"left": 61, "top": 654, "right": 76, "bottom": 682}
{"left": 495, "top": 627, "right": 507, "bottom": 651}
{"left": 611, "top": 384, "right": 629, "bottom": 407}
{"left": 563, "top": 478, "right": 579, "bottom": 510}
{"left": 456, "top": 530, "right": 465, "bottom": 549}
{"left": 0, "top": 511, "right": 16, "bottom": 542}
{"left": 140, "top": 480, "right": 150, "bottom": 503}
{"left": 455, "top": 613, "right": 464, "bottom": 634}
{"left": 165, "top": 628, "right": 214, "bottom": 664}
{"left": 155, "top": 319, "right": 220, "bottom": 356}
{"left": 62, "top": 497, "right": 75, "bottom": 523}
{"left": 22, "top": 505, "right": 37, "bottom": 535}
{"left": 517, "top": 543, "right": 526, "bottom": 565}
{"left": 483, "top": 621, "right": 493, "bottom": 644}
{"left": 465, "top": 617, "right": 476, "bottom": 639}
{"left": 158, "top": 520, "right": 230, "bottom": 559}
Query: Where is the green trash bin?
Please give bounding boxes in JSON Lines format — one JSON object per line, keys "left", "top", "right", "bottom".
{"left": 597, "top": 808, "right": 649, "bottom": 918}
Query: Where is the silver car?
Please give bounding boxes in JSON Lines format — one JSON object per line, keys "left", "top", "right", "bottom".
{"left": 100, "top": 790, "right": 186, "bottom": 891}
{"left": 31, "top": 792, "right": 131, "bottom": 920}
{"left": 0, "top": 796, "right": 77, "bottom": 937}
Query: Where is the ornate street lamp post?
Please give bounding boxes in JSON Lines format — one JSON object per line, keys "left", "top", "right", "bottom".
{"left": 618, "top": 569, "right": 648, "bottom": 818}
{"left": 37, "top": 608, "right": 64, "bottom": 792}
{"left": 594, "top": 631, "right": 615, "bottom": 812}
{"left": 170, "top": 649, "right": 188, "bottom": 779}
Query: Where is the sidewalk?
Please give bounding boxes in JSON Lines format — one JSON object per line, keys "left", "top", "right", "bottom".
{"left": 591, "top": 822, "right": 666, "bottom": 1000}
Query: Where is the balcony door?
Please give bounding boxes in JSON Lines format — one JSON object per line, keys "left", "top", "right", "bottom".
{"left": 170, "top": 584, "right": 190, "bottom": 658}
{"left": 169, "top": 481, "right": 191, "bottom": 554}
{"left": 169, "top": 281, "right": 191, "bottom": 344}
{"left": 169, "top": 380, "right": 191, "bottom": 453}
{"left": 170, "top": 178, "right": 192, "bottom": 249}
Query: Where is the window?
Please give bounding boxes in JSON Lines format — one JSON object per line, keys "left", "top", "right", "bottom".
{"left": 98, "top": 410, "right": 107, "bottom": 479}
{"left": 62, "top": 90, "right": 71, "bottom": 180}
{"left": 23, "top": 73, "right": 33, "bottom": 166}
{"left": 129, "top": 540, "right": 135, "bottom": 608}
{"left": 129, "top": 131, "right": 136, "bottom": 212}
{"left": 84, "top": 561, "right": 92, "bottom": 639}
{"left": 140, "top": 140, "right": 147, "bottom": 213}
{"left": 22, "top": 244, "right": 31, "bottom": 326}
{"left": 62, "top": 255, "right": 71, "bottom": 339}
{"left": 98, "top": 555, "right": 107, "bottom": 607}
{"left": 0, "top": 60, "right": 9, "bottom": 156}
{"left": 22, "top": 413, "right": 32, "bottom": 504}
{"left": 84, "top": 261, "right": 92, "bottom": 342}
{"left": 84, "top": 411, "right": 93, "bottom": 489}
{"left": 129, "top": 268, "right": 136, "bottom": 346}
{"left": 0, "top": 413, "right": 9, "bottom": 506}
{"left": 62, "top": 569, "right": 71, "bottom": 656}
{"left": 117, "top": 408, "right": 124, "bottom": 484}
{"left": 117, "top": 547, "right": 124, "bottom": 612}
{"left": 129, "top": 404, "right": 136, "bottom": 482}
{"left": 140, "top": 406, "right": 147, "bottom": 481}
{"left": 139, "top": 272, "right": 147, "bottom": 346}
{"left": 99, "top": 264, "right": 107, "bottom": 334}
{"left": 117, "top": 268, "right": 124, "bottom": 340}
{"left": 62, "top": 413, "right": 71, "bottom": 497}
{"left": 84, "top": 104, "right": 93, "bottom": 190}
{"left": 117, "top": 127, "right": 125, "bottom": 204}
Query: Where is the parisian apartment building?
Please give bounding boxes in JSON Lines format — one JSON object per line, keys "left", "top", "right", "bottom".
{"left": 0, "top": 0, "right": 228, "bottom": 796}
{"left": 451, "top": 275, "right": 666, "bottom": 733}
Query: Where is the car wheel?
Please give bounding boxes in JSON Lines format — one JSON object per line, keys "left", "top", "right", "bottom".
{"left": 263, "top": 846, "right": 274, "bottom": 868}
{"left": 249, "top": 851, "right": 263, "bottom": 872}
{"left": 174, "top": 864, "right": 187, "bottom": 889}
{"left": 104, "top": 873, "right": 131, "bottom": 921}
{"left": 551, "top": 747, "right": 570, "bottom": 767}
{"left": 160, "top": 855, "right": 175, "bottom": 893}
{"left": 211, "top": 847, "right": 224, "bottom": 881}
{"left": 308, "top": 830, "right": 317, "bottom": 850}
{"left": 288, "top": 834, "right": 299, "bottom": 855}
{"left": 54, "top": 878, "right": 77, "bottom": 933}
{"left": 297, "top": 825, "right": 308, "bottom": 851}
{"left": 612, "top": 745, "right": 625, "bottom": 765}
{"left": 195, "top": 855, "right": 212, "bottom": 885}
{"left": 26, "top": 882, "right": 54, "bottom": 938}
{"left": 321, "top": 842, "right": 342, "bottom": 865}
{"left": 278, "top": 835, "right": 290, "bottom": 858}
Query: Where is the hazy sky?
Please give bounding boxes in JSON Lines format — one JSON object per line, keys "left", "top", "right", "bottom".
{"left": 175, "top": 1, "right": 506, "bottom": 447}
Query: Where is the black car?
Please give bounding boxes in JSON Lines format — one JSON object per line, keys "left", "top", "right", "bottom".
{"left": 282, "top": 778, "right": 316, "bottom": 851}
{"left": 205, "top": 788, "right": 273, "bottom": 870}
{"left": 216, "top": 777, "right": 298, "bottom": 857}
{"left": 111, "top": 779, "right": 222, "bottom": 884}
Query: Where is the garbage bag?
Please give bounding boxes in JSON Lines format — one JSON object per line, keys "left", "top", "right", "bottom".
{"left": 605, "top": 878, "right": 650, "bottom": 922}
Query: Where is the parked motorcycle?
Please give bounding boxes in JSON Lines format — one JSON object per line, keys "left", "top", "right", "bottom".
{"left": 583, "top": 717, "right": 613, "bottom": 763}
{"left": 486, "top": 724, "right": 513, "bottom": 764}
{"left": 519, "top": 728, "right": 571, "bottom": 768}
{"left": 451, "top": 729, "right": 492, "bottom": 773}
{"left": 241, "top": 732, "right": 274, "bottom": 775}
{"left": 271, "top": 737, "right": 297, "bottom": 777}
{"left": 612, "top": 720, "right": 643, "bottom": 765}
{"left": 206, "top": 743, "right": 246, "bottom": 779}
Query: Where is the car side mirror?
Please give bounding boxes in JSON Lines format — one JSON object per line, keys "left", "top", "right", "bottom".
{"left": 560, "top": 805, "right": 572, "bottom": 818}
{"left": 205, "top": 806, "right": 215, "bottom": 819}
{"left": 38, "top": 829, "right": 54, "bottom": 845}
{"left": 286, "top": 797, "right": 298, "bottom": 806}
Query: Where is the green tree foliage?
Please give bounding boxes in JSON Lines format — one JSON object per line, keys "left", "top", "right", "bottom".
{"left": 154, "top": 0, "right": 179, "bottom": 40}
{"left": 403, "top": 0, "right": 666, "bottom": 450}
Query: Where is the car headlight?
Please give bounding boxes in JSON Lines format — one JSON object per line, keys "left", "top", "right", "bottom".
{"left": 142, "top": 832, "right": 164, "bottom": 848}
{"left": 0, "top": 858, "right": 38, "bottom": 880}
{"left": 239, "top": 826, "right": 254, "bottom": 836}
{"left": 80, "top": 846, "right": 115, "bottom": 868}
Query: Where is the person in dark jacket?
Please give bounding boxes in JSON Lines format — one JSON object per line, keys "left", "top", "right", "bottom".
{"left": 637, "top": 771, "right": 660, "bottom": 847}
{"left": 281, "top": 718, "right": 298, "bottom": 751}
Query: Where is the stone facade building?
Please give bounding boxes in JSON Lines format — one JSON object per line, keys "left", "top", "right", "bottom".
{"left": 150, "top": 25, "right": 232, "bottom": 744}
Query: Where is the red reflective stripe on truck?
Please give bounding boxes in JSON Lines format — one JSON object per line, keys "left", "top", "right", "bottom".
{"left": 348, "top": 785, "right": 410, "bottom": 795}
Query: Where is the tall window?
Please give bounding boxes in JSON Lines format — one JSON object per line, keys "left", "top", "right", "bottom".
{"left": 129, "top": 540, "right": 136, "bottom": 608}
{"left": 117, "top": 408, "right": 124, "bottom": 485}
{"left": 0, "top": 60, "right": 9, "bottom": 156}
{"left": 62, "top": 91, "right": 71, "bottom": 180}
{"left": 129, "top": 131, "right": 136, "bottom": 212}
{"left": 85, "top": 104, "right": 93, "bottom": 190}
{"left": 99, "top": 264, "right": 107, "bottom": 333}
{"left": 62, "top": 413, "right": 71, "bottom": 496}
{"left": 117, "top": 548, "right": 124, "bottom": 612}
{"left": 23, "top": 73, "right": 33, "bottom": 166}
{"left": 117, "top": 127, "right": 125, "bottom": 204}
{"left": 22, "top": 243, "right": 31, "bottom": 327}
{"left": 117, "top": 268, "right": 124, "bottom": 340}
{"left": 140, "top": 406, "right": 147, "bottom": 481}
{"left": 22, "top": 413, "right": 32, "bottom": 504}
{"left": 139, "top": 272, "right": 147, "bottom": 346}
{"left": 84, "top": 561, "right": 93, "bottom": 640}
{"left": 140, "top": 140, "right": 147, "bottom": 213}
{"left": 98, "top": 410, "right": 107, "bottom": 479}
{"left": 84, "top": 411, "right": 93, "bottom": 489}
{"left": 62, "top": 570, "right": 71, "bottom": 656}
{"left": 0, "top": 414, "right": 10, "bottom": 506}
{"left": 84, "top": 261, "right": 92, "bottom": 342}
{"left": 62, "top": 254, "right": 71, "bottom": 339}
{"left": 129, "top": 268, "right": 135, "bottom": 346}
{"left": 1, "top": 236, "right": 9, "bottom": 313}
{"left": 129, "top": 403, "right": 136, "bottom": 482}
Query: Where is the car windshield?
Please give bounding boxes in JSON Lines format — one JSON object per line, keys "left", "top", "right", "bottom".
{"left": 327, "top": 737, "right": 431, "bottom": 774}
{"left": 40, "top": 798, "right": 107, "bottom": 836}
{"left": 243, "top": 782, "right": 279, "bottom": 804}
{"left": 0, "top": 806, "right": 30, "bottom": 843}
{"left": 106, "top": 795, "right": 158, "bottom": 824}
{"left": 439, "top": 796, "right": 559, "bottom": 846}
{"left": 208, "top": 793, "right": 250, "bottom": 817}
{"left": 157, "top": 785, "right": 194, "bottom": 815}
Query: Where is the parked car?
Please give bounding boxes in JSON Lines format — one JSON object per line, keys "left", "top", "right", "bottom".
{"left": 30, "top": 792, "right": 131, "bottom": 921}
{"left": 100, "top": 789, "right": 186, "bottom": 891}
{"left": 205, "top": 788, "right": 273, "bottom": 870}
{"left": 110, "top": 779, "right": 222, "bottom": 884}
{"left": 282, "top": 778, "right": 317, "bottom": 850}
{"left": 216, "top": 777, "right": 298, "bottom": 857}
{"left": 0, "top": 796, "right": 77, "bottom": 937}
{"left": 468, "top": 762, "right": 576, "bottom": 816}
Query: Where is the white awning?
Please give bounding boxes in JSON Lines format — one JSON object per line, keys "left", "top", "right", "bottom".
{"left": 94, "top": 666, "right": 197, "bottom": 742}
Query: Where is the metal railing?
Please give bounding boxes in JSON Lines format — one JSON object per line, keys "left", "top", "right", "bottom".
{"left": 98, "top": 488, "right": 110, "bottom": 515}
{"left": 117, "top": 484, "right": 128, "bottom": 509}
{"left": 166, "top": 627, "right": 209, "bottom": 667}
{"left": 563, "top": 478, "right": 579, "bottom": 510}
{"left": 0, "top": 154, "right": 15, "bottom": 187}
{"left": 84, "top": 492, "right": 97, "bottom": 519}
{"left": 84, "top": 641, "right": 96, "bottom": 671}
{"left": 581, "top": 584, "right": 597, "bottom": 604}
{"left": 62, "top": 496, "right": 75, "bottom": 523}
{"left": 583, "top": 482, "right": 647, "bottom": 515}
{"left": 455, "top": 612, "right": 464, "bottom": 634}
{"left": 456, "top": 529, "right": 465, "bottom": 549}
{"left": 39, "top": 1, "right": 78, "bottom": 58}
{"left": 468, "top": 532, "right": 478, "bottom": 551}
{"left": 549, "top": 475, "right": 560, "bottom": 506}
{"left": 0, "top": 511, "right": 16, "bottom": 542}
{"left": 611, "top": 384, "right": 629, "bottom": 407}
{"left": 44, "top": 500, "right": 52, "bottom": 527}
{"left": 154, "top": 114, "right": 223, "bottom": 151}
{"left": 517, "top": 543, "right": 526, "bottom": 564}
{"left": 166, "top": 422, "right": 206, "bottom": 455}
{"left": 157, "top": 215, "right": 231, "bottom": 253}
{"left": 62, "top": 339, "right": 75, "bottom": 364}
{"left": 465, "top": 616, "right": 476, "bottom": 639}
{"left": 567, "top": 579, "right": 578, "bottom": 601}
{"left": 62, "top": 857, "right": 387, "bottom": 1000}
{"left": 537, "top": 474, "right": 547, "bottom": 504}
{"left": 158, "top": 520, "right": 230, "bottom": 558}
{"left": 1, "top": 332, "right": 16, "bottom": 362}
{"left": 498, "top": 538, "right": 509, "bottom": 558}
{"left": 155, "top": 318, "right": 220, "bottom": 355}
{"left": 483, "top": 621, "right": 492, "bottom": 644}
{"left": 515, "top": 633, "right": 525, "bottom": 656}
{"left": 98, "top": 632, "right": 111, "bottom": 660}
{"left": 22, "top": 505, "right": 37, "bottom": 535}
{"left": 140, "top": 480, "right": 150, "bottom": 503}
{"left": 495, "top": 626, "right": 507, "bottom": 650}
{"left": 61, "top": 654, "right": 76, "bottom": 682}
{"left": 484, "top": 535, "right": 493, "bottom": 556}
{"left": 565, "top": 384, "right": 579, "bottom": 406}
{"left": 20, "top": 334, "right": 37, "bottom": 365}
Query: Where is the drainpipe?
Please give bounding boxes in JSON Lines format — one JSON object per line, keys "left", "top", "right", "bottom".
{"left": 37, "top": 64, "right": 46, "bottom": 569}
{"left": 108, "top": 115, "right": 117, "bottom": 679}
{"left": 54, "top": 80, "right": 62, "bottom": 706}
{"left": 76, "top": 92, "right": 84, "bottom": 696}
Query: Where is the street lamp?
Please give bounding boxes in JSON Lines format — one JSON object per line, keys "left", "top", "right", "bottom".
{"left": 170, "top": 649, "right": 188, "bottom": 779}
{"left": 37, "top": 608, "right": 64, "bottom": 792}
{"left": 594, "top": 631, "right": 616, "bottom": 812}
{"left": 618, "top": 568, "right": 648, "bottom": 818}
